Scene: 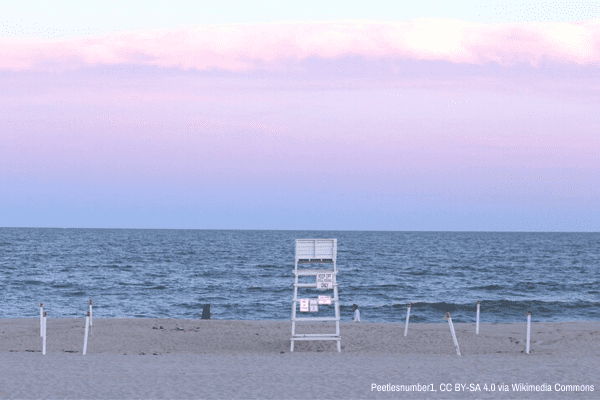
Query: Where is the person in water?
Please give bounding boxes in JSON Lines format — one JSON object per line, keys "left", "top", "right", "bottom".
{"left": 201, "top": 304, "right": 212, "bottom": 320}
{"left": 352, "top": 304, "right": 361, "bottom": 322}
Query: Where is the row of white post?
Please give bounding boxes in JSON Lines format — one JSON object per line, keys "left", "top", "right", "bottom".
{"left": 39, "top": 300, "right": 93, "bottom": 355}
{"left": 37, "top": 298, "right": 534, "bottom": 357}
{"left": 403, "top": 300, "right": 533, "bottom": 356}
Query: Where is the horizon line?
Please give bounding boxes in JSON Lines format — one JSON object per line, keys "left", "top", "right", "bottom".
{"left": 0, "top": 226, "right": 597, "bottom": 233}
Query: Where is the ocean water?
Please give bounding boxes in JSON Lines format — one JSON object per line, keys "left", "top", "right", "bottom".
{"left": 0, "top": 228, "right": 598, "bottom": 323}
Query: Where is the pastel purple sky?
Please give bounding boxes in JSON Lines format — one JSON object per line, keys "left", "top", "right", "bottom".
{"left": 1, "top": 3, "right": 599, "bottom": 230}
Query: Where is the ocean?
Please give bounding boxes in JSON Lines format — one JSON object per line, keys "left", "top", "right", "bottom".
{"left": 0, "top": 228, "right": 598, "bottom": 323}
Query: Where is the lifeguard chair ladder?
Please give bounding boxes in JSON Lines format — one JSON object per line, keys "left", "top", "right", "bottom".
{"left": 291, "top": 239, "right": 341, "bottom": 353}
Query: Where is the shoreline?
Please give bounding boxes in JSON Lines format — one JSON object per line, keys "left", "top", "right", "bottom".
{"left": 1, "top": 319, "right": 598, "bottom": 398}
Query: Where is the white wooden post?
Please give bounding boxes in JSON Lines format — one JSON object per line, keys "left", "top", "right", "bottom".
{"left": 83, "top": 311, "right": 90, "bottom": 355}
{"left": 42, "top": 311, "right": 47, "bottom": 355}
{"left": 404, "top": 303, "right": 411, "bottom": 337}
{"left": 476, "top": 300, "right": 480, "bottom": 335}
{"left": 39, "top": 303, "right": 44, "bottom": 337}
{"left": 526, "top": 311, "right": 531, "bottom": 354}
{"left": 443, "top": 312, "right": 461, "bottom": 356}
{"left": 89, "top": 299, "right": 93, "bottom": 335}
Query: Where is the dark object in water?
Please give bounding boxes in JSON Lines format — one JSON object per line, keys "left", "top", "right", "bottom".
{"left": 201, "top": 304, "right": 211, "bottom": 320}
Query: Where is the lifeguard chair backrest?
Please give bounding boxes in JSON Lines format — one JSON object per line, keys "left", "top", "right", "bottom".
{"left": 295, "top": 239, "right": 337, "bottom": 261}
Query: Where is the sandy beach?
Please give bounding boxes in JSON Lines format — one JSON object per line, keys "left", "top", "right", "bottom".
{"left": 0, "top": 318, "right": 598, "bottom": 399}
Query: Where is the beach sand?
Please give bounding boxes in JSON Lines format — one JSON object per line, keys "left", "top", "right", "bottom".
{"left": 0, "top": 318, "right": 598, "bottom": 399}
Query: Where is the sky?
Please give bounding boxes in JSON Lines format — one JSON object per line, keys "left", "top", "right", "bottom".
{"left": 1, "top": 1, "right": 599, "bottom": 231}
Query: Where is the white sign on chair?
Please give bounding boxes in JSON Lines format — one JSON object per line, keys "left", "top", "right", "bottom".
{"left": 316, "top": 273, "right": 333, "bottom": 290}
{"left": 300, "top": 299, "right": 309, "bottom": 312}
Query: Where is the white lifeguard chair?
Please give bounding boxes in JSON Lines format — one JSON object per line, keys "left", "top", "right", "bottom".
{"left": 290, "top": 239, "right": 341, "bottom": 352}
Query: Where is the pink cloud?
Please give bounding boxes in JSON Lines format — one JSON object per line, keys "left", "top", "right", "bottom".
{"left": 1, "top": 18, "right": 599, "bottom": 72}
